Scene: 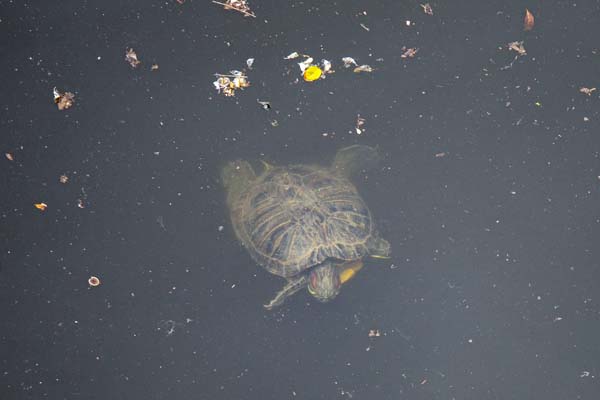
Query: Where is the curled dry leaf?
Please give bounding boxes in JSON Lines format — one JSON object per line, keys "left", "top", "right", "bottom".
{"left": 508, "top": 41, "right": 526, "bottom": 56}
{"left": 151, "top": 64, "right": 159, "bottom": 71}
{"left": 53, "top": 87, "right": 75, "bottom": 110}
{"left": 342, "top": 57, "right": 358, "bottom": 68}
{"left": 284, "top": 52, "right": 300, "bottom": 60}
{"left": 34, "top": 203, "right": 48, "bottom": 211}
{"left": 5, "top": 153, "right": 13, "bottom": 161}
{"left": 353, "top": 65, "right": 373, "bottom": 73}
{"left": 297, "top": 57, "right": 314, "bottom": 73}
{"left": 59, "top": 174, "right": 69, "bottom": 184}
{"left": 401, "top": 47, "right": 419, "bottom": 58}
{"left": 420, "top": 3, "right": 433, "bottom": 15}
{"left": 125, "top": 48, "right": 140, "bottom": 68}
{"left": 524, "top": 8, "right": 535, "bottom": 31}
{"left": 579, "top": 87, "right": 596, "bottom": 96}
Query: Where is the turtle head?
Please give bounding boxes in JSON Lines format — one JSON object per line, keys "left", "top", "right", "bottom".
{"left": 367, "top": 236, "right": 391, "bottom": 259}
{"left": 307, "top": 262, "right": 342, "bottom": 302}
{"left": 221, "top": 161, "right": 256, "bottom": 204}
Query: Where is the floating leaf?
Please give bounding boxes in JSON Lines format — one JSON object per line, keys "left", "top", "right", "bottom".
{"left": 524, "top": 9, "right": 535, "bottom": 31}
{"left": 34, "top": 203, "right": 48, "bottom": 211}
{"left": 297, "top": 57, "right": 314, "bottom": 73}
{"left": 353, "top": 65, "right": 373, "bottom": 73}
{"left": 53, "top": 87, "right": 75, "bottom": 110}
{"left": 420, "top": 3, "right": 433, "bottom": 15}
{"left": 284, "top": 52, "right": 300, "bottom": 60}
{"left": 125, "top": 48, "right": 140, "bottom": 68}
{"left": 579, "top": 87, "right": 597, "bottom": 96}
{"left": 508, "top": 41, "right": 526, "bottom": 56}
{"left": 342, "top": 57, "right": 358, "bottom": 68}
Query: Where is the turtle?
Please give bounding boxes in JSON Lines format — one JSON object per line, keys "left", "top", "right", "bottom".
{"left": 221, "top": 145, "right": 391, "bottom": 309}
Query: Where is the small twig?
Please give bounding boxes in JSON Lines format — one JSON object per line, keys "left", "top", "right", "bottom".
{"left": 214, "top": 73, "right": 248, "bottom": 79}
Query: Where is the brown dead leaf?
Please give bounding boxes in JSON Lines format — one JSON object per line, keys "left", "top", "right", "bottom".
{"left": 5, "top": 153, "right": 13, "bottom": 161}
{"left": 34, "top": 203, "right": 48, "bottom": 211}
{"left": 53, "top": 87, "right": 75, "bottom": 110}
{"left": 524, "top": 9, "right": 535, "bottom": 31}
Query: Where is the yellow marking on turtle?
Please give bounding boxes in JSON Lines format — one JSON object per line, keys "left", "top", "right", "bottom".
{"left": 339, "top": 260, "right": 364, "bottom": 284}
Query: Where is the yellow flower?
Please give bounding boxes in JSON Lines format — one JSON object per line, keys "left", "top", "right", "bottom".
{"left": 303, "top": 65, "right": 322, "bottom": 82}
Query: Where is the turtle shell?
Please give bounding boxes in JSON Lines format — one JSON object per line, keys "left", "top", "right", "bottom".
{"left": 231, "top": 164, "right": 375, "bottom": 278}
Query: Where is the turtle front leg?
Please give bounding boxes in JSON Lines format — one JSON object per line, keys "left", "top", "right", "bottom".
{"left": 264, "top": 275, "right": 308, "bottom": 310}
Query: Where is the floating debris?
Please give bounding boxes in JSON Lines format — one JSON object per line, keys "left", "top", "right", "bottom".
{"left": 286, "top": 54, "right": 331, "bottom": 82}
{"left": 59, "top": 174, "right": 69, "bottom": 184}
{"left": 524, "top": 8, "right": 535, "bottom": 31}
{"left": 53, "top": 87, "right": 75, "bottom": 111}
{"left": 284, "top": 52, "right": 300, "bottom": 60}
{"left": 579, "top": 87, "right": 596, "bottom": 96}
{"left": 212, "top": 0, "right": 256, "bottom": 18}
{"left": 34, "top": 203, "right": 48, "bottom": 211}
{"left": 401, "top": 47, "right": 419, "bottom": 58}
{"left": 257, "top": 100, "right": 271, "bottom": 110}
{"left": 355, "top": 115, "right": 366, "bottom": 134}
{"left": 508, "top": 41, "right": 527, "bottom": 56}
{"left": 360, "top": 23, "right": 370, "bottom": 32}
{"left": 213, "top": 70, "right": 250, "bottom": 97}
{"left": 246, "top": 58, "right": 255, "bottom": 69}
{"left": 353, "top": 64, "right": 373, "bottom": 73}
{"left": 342, "top": 57, "right": 358, "bottom": 68}
{"left": 420, "top": 3, "right": 433, "bottom": 15}
{"left": 125, "top": 48, "right": 140, "bottom": 68}
{"left": 88, "top": 276, "right": 101, "bottom": 287}
{"left": 368, "top": 329, "right": 381, "bottom": 337}
{"left": 5, "top": 153, "right": 13, "bottom": 161}
{"left": 151, "top": 64, "right": 159, "bottom": 71}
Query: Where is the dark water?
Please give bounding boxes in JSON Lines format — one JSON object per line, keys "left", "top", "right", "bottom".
{"left": 1, "top": 1, "right": 599, "bottom": 399}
